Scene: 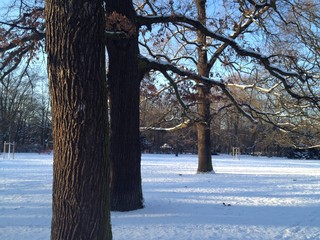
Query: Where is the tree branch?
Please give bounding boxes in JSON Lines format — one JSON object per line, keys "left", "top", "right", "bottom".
{"left": 139, "top": 54, "right": 257, "bottom": 123}
{"left": 136, "top": 14, "right": 319, "bottom": 105}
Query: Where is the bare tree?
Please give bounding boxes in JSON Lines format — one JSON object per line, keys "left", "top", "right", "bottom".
{"left": 137, "top": 0, "right": 319, "bottom": 160}
{"left": 106, "top": 0, "right": 144, "bottom": 211}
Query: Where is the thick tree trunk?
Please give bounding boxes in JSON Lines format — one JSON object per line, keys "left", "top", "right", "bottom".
{"left": 196, "top": 0, "right": 213, "bottom": 173}
{"left": 46, "top": 1, "right": 112, "bottom": 239}
{"left": 196, "top": 86, "right": 213, "bottom": 172}
{"left": 106, "top": 0, "right": 144, "bottom": 211}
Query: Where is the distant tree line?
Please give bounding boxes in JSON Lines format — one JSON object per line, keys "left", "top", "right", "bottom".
{"left": 0, "top": 69, "right": 51, "bottom": 153}
{"left": 1, "top": 66, "right": 318, "bottom": 159}
{"left": 140, "top": 78, "right": 320, "bottom": 160}
{"left": 3, "top": 70, "right": 319, "bottom": 159}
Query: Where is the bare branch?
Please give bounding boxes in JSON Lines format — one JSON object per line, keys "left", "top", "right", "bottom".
{"left": 140, "top": 119, "right": 191, "bottom": 132}
{"left": 139, "top": 54, "right": 257, "bottom": 123}
{"left": 137, "top": 13, "right": 319, "bottom": 105}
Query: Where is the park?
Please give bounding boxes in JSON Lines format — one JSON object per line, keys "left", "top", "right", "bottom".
{"left": 0, "top": 153, "right": 319, "bottom": 239}
{"left": 1, "top": 0, "right": 319, "bottom": 238}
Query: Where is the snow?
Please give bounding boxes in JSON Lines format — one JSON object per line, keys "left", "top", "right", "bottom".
{"left": 0, "top": 153, "right": 320, "bottom": 239}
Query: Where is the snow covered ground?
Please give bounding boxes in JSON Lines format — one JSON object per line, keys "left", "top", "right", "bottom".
{"left": 0, "top": 153, "right": 319, "bottom": 239}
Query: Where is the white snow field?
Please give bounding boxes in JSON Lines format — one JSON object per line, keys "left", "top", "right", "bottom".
{"left": 0, "top": 153, "right": 319, "bottom": 240}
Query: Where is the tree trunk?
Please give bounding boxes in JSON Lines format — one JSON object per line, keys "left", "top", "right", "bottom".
{"left": 106, "top": 0, "right": 144, "bottom": 211}
{"left": 196, "top": 0, "right": 213, "bottom": 173}
{"left": 196, "top": 86, "right": 213, "bottom": 172}
{"left": 46, "top": 0, "right": 112, "bottom": 239}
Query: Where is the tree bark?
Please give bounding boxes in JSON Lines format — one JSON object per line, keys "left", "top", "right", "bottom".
{"left": 196, "top": 87, "right": 213, "bottom": 172}
{"left": 196, "top": 0, "right": 213, "bottom": 173}
{"left": 46, "top": 0, "right": 112, "bottom": 239}
{"left": 106, "top": 0, "right": 144, "bottom": 211}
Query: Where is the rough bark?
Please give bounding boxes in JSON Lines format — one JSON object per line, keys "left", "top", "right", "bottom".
{"left": 196, "top": 0, "right": 213, "bottom": 173}
{"left": 106, "top": 0, "right": 144, "bottom": 211}
{"left": 46, "top": 0, "right": 112, "bottom": 239}
{"left": 196, "top": 87, "right": 213, "bottom": 172}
